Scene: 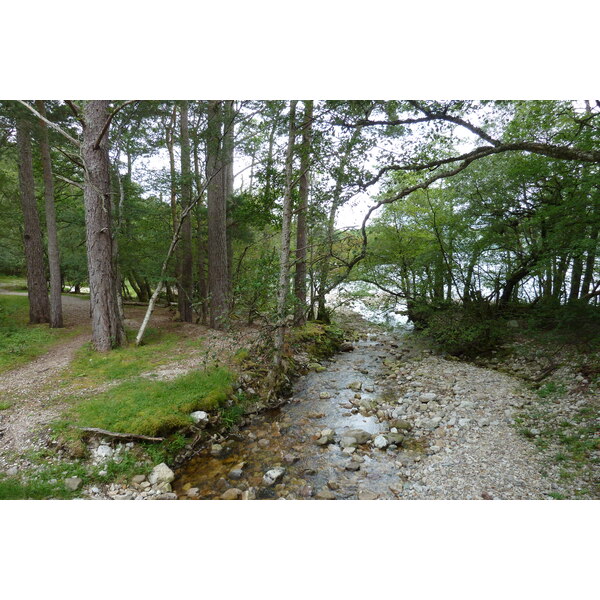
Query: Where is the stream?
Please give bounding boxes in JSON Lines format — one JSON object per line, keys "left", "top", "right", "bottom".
{"left": 173, "top": 316, "right": 426, "bottom": 500}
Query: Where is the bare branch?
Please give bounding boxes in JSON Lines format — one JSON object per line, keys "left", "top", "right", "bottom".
{"left": 56, "top": 175, "right": 84, "bottom": 190}
{"left": 17, "top": 100, "right": 80, "bottom": 147}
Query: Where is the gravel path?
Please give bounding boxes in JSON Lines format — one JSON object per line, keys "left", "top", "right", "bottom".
{"left": 0, "top": 293, "right": 92, "bottom": 470}
{"left": 390, "top": 355, "right": 561, "bottom": 499}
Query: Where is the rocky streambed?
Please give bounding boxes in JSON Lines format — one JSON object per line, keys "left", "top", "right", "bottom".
{"left": 171, "top": 322, "right": 570, "bottom": 500}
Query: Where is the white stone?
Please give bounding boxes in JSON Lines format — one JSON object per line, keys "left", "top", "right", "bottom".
{"left": 190, "top": 410, "right": 209, "bottom": 424}
{"left": 95, "top": 445, "right": 113, "bottom": 460}
{"left": 149, "top": 463, "right": 175, "bottom": 485}
{"left": 263, "top": 467, "right": 286, "bottom": 486}
{"left": 373, "top": 434, "right": 389, "bottom": 449}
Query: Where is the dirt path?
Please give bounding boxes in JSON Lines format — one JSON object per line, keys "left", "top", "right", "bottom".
{"left": 0, "top": 293, "right": 94, "bottom": 470}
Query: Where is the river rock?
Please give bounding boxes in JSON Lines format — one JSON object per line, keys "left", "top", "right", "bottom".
{"left": 221, "top": 488, "right": 242, "bottom": 500}
{"left": 187, "top": 487, "right": 200, "bottom": 497}
{"left": 210, "top": 444, "right": 224, "bottom": 457}
{"left": 132, "top": 474, "right": 146, "bottom": 484}
{"left": 263, "top": 467, "right": 286, "bottom": 486}
{"left": 373, "top": 434, "right": 389, "bottom": 449}
{"left": 316, "top": 488, "right": 336, "bottom": 499}
{"left": 319, "top": 392, "right": 331, "bottom": 399}
{"left": 386, "top": 432, "right": 405, "bottom": 445}
{"left": 64, "top": 477, "right": 82, "bottom": 491}
{"left": 345, "top": 429, "right": 372, "bottom": 444}
{"left": 420, "top": 393, "right": 438, "bottom": 403}
{"left": 358, "top": 490, "right": 379, "bottom": 500}
{"left": 340, "top": 436, "right": 358, "bottom": 448}
{"left": 149, "top": 463, "right": 175, "bottom": 485}
{"left": 340, "top": 342, "right": 355, "bottom": 352}
{"left": 283, "top": 454, "right": 299, "bottom": 465}
{"left": 316, "top": 428, "right": 335, "bottom": 445}
{"left": 345, "top": 461, "right": 361, "bottom": 471}
{"left": 348, "top": 381, "right": 362, "bottom": 391}
{"left": 228, "top": 463, "right": 245, "bottom": 480}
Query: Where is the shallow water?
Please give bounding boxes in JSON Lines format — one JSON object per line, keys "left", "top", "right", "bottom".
{"left": 173, "top": 330, "right": 421, "bottom": 500}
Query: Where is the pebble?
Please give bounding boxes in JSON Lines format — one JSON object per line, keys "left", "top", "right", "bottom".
{"left": 263, "top": 467, "right": 286, "bottom": 486}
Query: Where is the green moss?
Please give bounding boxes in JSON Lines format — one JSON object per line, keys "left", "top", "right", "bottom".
{"left": 66, "top": 367, "right": 234, "bottom": 437}
{"left": 290, "top": 321, "right": 345, "bottom": 360}
{"left": 0, "top": 401, "right": 11, "bottom": 410}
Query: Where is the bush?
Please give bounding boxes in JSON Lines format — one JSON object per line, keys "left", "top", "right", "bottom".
{"left": 423, "top": 304, "right": 508, "bottom": 357}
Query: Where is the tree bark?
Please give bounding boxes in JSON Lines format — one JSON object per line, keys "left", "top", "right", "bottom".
{"left": 16, "top": 117, "right": 50, "bottom": 324}
{"left": 178, "top": 100, "right": 193, "bottom": 322}
{"left": 206, "top": 101, "right": 229, "bottom": 329}
{"left": 223, "top": 100, "right": 235, "bottom": 299}
{"left": 35, "top": 101, "right": 63, "bottom": 328}
{"left": 82, "top": 101, "right": 126, "bottom": 351}
{"left": 274, "top": 101, "right": 298, "bottom": 368}
{"left": 293, "top": 100, "right": 313, "bottom": 325}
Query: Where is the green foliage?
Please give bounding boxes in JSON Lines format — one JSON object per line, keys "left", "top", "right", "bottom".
{"left": 66, "top": 367, "right": 234, "bottom": 437}
{"left": 423, "top": 303, "right": 508, "bottom": 357}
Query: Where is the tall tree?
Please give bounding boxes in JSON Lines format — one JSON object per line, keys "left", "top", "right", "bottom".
{"left": 81, "top": 101, "right": 126, "bottom": 350}
{"left": 293, "top": 100, "right": 313, "bottom": 325}
{"left": 16, "top": 116, "right": 50, "bottom": 324}
{"left": 178, "top": 100, "right": 193, "bottom": 322}
{"left": 206, "top": 101, "right": 229, "bottom": 329}
{"left": 274, "top": 100, "right": 297, "bottom": 368}
{"left": 35, "top": 101, "right": 63, "bottom": 328}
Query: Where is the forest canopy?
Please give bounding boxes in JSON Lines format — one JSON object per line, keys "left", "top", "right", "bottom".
{"left": 1, "top": 99, "right": 599, "bottom": 356}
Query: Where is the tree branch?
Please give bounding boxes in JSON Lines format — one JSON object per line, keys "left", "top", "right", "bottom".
{"left": 93, "top": 100, "right": 138, "bottom": 150}
{"left": 17, "top": 100, "right": 80, "bottom": 147}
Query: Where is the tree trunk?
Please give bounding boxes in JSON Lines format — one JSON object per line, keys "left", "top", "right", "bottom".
{"left": 16, "top": 117, "right": 50, "bottom": 324}
{"left": 274, "top": 101, "right": 298, "bottom": 368}
{"left": 581, "top": 201, "right": 599, "bottom": 299}
{"left": 206, "top": 101, "right": 229, "bottom": 329}
{"left": 293, "top": 100, "right": 313, "bottom": 325}
{"left": 35, "top": 101, "right": 63, "bottom": 328}
{"left": 178, "top": 100, "right": 193, "bottom": 322}
{"left": 223, "top": 100, "right": 235, "bottom": 300}
{"left": 82, "top": 101, "right": 126, "bottom": 351}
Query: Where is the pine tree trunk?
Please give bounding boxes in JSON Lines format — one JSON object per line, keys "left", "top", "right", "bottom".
{"left": 293, "top": 100, "right": 313, "bottom": 325}
{"left": 178, "top": 100, "right": 193, "bottom": 322}
{"left": 274, "top": 101, "right": 297, "bottom": 368}
{"left": 82, "top": 101, "right": 126, "bottom": 351}
{"left": 223, "top": 101, "right": 235, "bottom": 299}
{"left": 206, "top": 101, "right": 229, "bottom": 329}
{"left": 35, "top": 101, "right": 63, "bottom": 328}
{"left": 16, "top": 117, "right": 50, "bottom": 324}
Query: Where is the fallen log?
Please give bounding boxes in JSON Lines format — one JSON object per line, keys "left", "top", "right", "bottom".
{"left": 79, "top": 427, "right": 164, "bottom": 442}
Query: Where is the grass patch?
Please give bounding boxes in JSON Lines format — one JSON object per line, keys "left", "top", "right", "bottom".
{"left": 0, "top": 401, "right": 12, "bottom": 410}
{"left": 67, "top": 327, "right": 186, "bottom": 386}
{"left": 66, "top": 367, "right": 234, "bottom": 437}
{"left": 0, "top": 275, "right": 28, "bottom": 291}
{"left": 0, "top": 449, "right": 152, "bottom": 499}
{"left": 0, "top": 295, "right": 79, "bottom": 373}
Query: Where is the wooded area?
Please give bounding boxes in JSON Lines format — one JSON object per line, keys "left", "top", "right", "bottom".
{"left": 1, "top": 100, "right": 599, "bottom": 361}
